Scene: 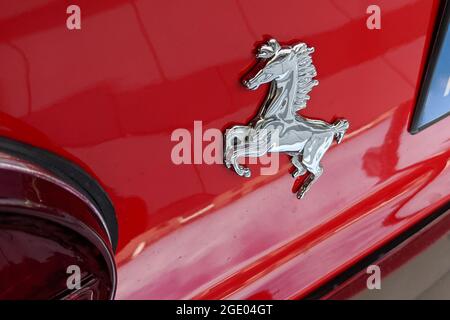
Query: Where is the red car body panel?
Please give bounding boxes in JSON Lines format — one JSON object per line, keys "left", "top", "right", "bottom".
{"left": 0, "top": 0, "right": 449, "bottom": 299}
{"left": 322, "top": 208, "right": 450, "bottom": 299}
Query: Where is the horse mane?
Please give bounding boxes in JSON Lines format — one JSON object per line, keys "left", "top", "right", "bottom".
{"left": 292, "top": 44, "right": 319, "bottom": 112}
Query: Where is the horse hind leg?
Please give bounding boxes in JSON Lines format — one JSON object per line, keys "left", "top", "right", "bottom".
{"left": 296, "top": 134, "right": 332, "bottom": 199}
{"left": 291, "top": 154, "right": 307, "bottom": 178}
{"left": 297, "top": 164, "right": 323, "bottom": 199}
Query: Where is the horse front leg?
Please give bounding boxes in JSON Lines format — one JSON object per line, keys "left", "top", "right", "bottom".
{"left": 227, "top": 131, "right": 271, "bottom": 178}
{"left": 229, "top": 145, "right": 252, "bottom": 177}
{"left": 224, "top": 125, "right": 250, "bottom": 169}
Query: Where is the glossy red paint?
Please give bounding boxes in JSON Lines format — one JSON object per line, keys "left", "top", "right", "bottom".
{"left": 0, "top": 0, "right": 448, "bottom": 299}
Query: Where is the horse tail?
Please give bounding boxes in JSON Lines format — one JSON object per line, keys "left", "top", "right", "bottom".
{"left": 332, "top": 119, "right": 349, "bottom": 144}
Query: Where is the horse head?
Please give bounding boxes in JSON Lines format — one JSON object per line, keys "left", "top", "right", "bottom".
{"left": 242, "top": 39, "right": 318, "bottom": 114}
{"left": 242, "top": 39, "right": 304, "bottom": 90}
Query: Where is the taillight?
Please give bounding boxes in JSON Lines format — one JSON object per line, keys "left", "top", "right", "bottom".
{"left": 0, "top": 151, "right": 116, "bottom": 300}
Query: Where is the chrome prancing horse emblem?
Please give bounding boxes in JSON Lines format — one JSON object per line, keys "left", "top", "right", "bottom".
{"left": 224, "top": 39, "right": 349, "bottom": 199}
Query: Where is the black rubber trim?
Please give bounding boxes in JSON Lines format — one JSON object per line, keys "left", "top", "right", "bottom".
{"left": 304, "top": 201, "right": 450, "bottom": 299}
{"left": 0, "top": 137, "right": 118, "bottom": 252}
{"left": 409, "top": 1, "right": 450, "bottom": 134}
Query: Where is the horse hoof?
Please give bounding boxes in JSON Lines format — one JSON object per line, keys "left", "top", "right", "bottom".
{"left": 292, "top": 169, "right": 306, "bottom": 178}
{"left": 243, "top": 169, "right": 251, "bottom": 178}
{"left": 296, "top": 189, "right": 306, "bottom": 199}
